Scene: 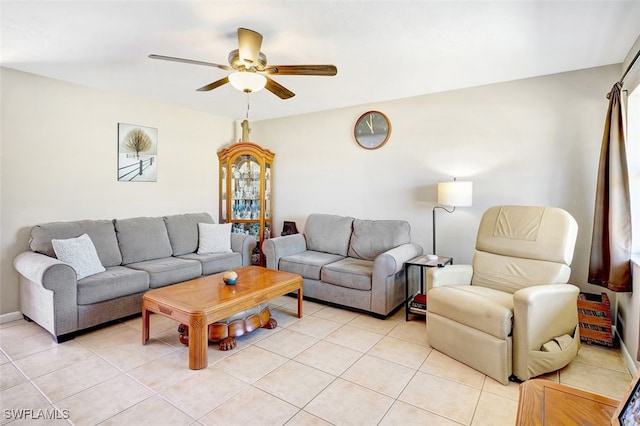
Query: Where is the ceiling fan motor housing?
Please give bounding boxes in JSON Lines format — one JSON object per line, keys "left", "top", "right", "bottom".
{"left": 228, "top": 49, "right": 267, "bottom": 71}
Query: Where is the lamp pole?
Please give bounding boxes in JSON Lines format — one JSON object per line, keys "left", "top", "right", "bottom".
{"left": 432, "top": 205, "right": 455, "bottom": 255}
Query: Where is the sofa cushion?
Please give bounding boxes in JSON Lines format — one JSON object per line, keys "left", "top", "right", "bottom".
{"left": 126, "top": 257, "right": 202, "bottom": 288}
{"left": 304, "top": 214, "right": 354, "bottom": 256}
{"left": 77, "top": 266, "right": 149, "bottom": 305}
{"left": 348, "top": 219, "right": 411, "bottom": 261}
{"left": 179, "top": 252, "right": 242, "bottom": 276}
{"left": 115, "top": 217, "right": 173, "bottom": 265}
{"left": 321, "top": 258, "right": 373, "bottom": 291}
{"left": 197, "top": 223, "right": 232, "bottom": 254}
{"left": 164, "top": 212, "right": 215, "bottom": 256}
{"left": 52, "top": 233, "right": 106, "bottom": 280}
{"left": 279, "top": 251, "right": 345, "bottom": 280}
{"left": 30, "top": 219, "right": 122, "bottom": 267}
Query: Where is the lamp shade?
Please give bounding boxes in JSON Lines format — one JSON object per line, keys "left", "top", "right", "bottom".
{"left": 437, "top": 180, "right": 473, "bottom": 207}
{"left": 228, "top": 72, "right": 266, "bottom": 93}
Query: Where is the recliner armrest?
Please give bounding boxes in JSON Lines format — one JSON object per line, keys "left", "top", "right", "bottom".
{"left": 512, "top": 283, "right": 580, "bottom": 380}
{"left": 426, "top": 265, "right": 473, "bottom": 292}
{"left": 262, "top": 234, "right": 307, "bottom": 270}
{"left": 513, "top": 284, "right": 579, "bottom": 350}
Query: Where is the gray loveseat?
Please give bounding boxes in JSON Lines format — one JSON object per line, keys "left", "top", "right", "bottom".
{"left": 262, "top": 214, "right": 423, "bottom": 317}
{"left": 13, "top": 212, "right": 255, "bottom": 341}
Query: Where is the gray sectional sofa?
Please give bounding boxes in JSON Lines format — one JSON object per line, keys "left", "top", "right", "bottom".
{"left": 262, "top": 214, "right": 423, "bottom": 317}
{"left": 13, "top": 213, "right": 255, "bottom": 341}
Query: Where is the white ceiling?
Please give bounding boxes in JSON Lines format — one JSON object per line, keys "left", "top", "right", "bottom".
{"left": 2, "top": 1, "right": 640, "bottom": 121}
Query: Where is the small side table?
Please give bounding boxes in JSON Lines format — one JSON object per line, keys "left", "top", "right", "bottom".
{"left": 404, "top": 255, "right": 452, "bottom": 321}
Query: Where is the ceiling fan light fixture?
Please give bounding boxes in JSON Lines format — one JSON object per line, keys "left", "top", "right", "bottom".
{"left": 228, "top": 71, "right": 266, "bottom": 93}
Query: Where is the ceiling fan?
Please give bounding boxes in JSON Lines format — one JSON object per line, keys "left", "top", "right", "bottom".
{"left": 149, "top": 28, "right": 337, "bottom": 99}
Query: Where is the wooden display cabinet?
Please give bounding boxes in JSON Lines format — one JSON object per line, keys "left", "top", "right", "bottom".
{"left": 218, "top": 142, "right": 275, "bottom": 265}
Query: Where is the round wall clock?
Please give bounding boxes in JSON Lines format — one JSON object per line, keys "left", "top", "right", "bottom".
{"left": 354, "top": 110, "right": 391, "bottom": 150}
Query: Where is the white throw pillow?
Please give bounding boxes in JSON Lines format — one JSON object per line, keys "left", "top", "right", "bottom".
{"left": 51, "top": 233, "right": 106, "bottom": 280}
{"left": 197, "top": 223, "right": 233, "bottom": 254}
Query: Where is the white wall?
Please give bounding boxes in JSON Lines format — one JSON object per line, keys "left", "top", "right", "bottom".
{"left": 253, "top": 65, "right": 619, "bottom": 289}
{"left": 0, "top": 67, "right": 235, "bottom": 314}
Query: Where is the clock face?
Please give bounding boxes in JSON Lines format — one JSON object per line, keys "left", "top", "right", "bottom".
{"left": 354, "top": 111, "right": 391, "bottom": 149}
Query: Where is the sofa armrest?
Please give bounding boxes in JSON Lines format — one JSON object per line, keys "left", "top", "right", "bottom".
{"left": 14, "top": 251, "right": 77, "bottom": 292}
{"left": 370, "top": 243, "right": 423, "bottom": 315}
{"left": 373, "top": 243, "right": 423, "bottom": 277}
{"left": 13, "top": 251, "right": 79, "bottom": 339}
{"left": 262, "top": 234, "right": 307, "bottom": 270}
{"left": 513, "top": 283, "right": 580, "bottom": 380}
{"left": 230, "top": 233, "right": 257, "bottom": 266}
{"left": 426, "top": 265, "right": 473, "bottom": 292}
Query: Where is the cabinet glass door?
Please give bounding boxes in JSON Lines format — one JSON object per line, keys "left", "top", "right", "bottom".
{"left": 218, "top": 142, "right": 274, "bottom": 265}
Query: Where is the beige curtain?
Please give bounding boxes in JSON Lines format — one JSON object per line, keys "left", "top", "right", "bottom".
{"left": 588, "top": 82, "right": 632, "bottom": 292}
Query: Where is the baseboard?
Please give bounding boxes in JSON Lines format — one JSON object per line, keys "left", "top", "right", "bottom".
{"left": 613, "top": 325, "right": 639, "bottom": 375}
{"left": 0, "top": 311, "right": 23, "bottom": 324}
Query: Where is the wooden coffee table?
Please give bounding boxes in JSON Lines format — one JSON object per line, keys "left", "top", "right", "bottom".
{"left": 142, "top": 265, "right": 303, "bottom": 370}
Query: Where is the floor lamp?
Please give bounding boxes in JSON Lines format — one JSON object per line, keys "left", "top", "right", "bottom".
{"left": 432, "top": 178, "right": 473, "bottom": 255}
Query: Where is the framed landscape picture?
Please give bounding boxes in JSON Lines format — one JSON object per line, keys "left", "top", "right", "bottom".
{"left": 117, "top": 123, "right": 157, "bottom": 182}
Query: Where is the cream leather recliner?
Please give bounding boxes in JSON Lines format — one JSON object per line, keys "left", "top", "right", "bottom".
{"left": 426, "top": 205, "right": 580, "bottom": 385}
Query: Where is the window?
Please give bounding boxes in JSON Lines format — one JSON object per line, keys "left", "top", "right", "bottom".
{"left": 628, "top": 87, "right": 639, "bottom": 256}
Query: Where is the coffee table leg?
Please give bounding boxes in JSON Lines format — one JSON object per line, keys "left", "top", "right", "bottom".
{"left": 297, "top": 287, "right": 303, "bottom": 318}
{"left": 142, "top": 308, "right": 150, "bottom": 345}
{"left": 188, "top": 317, "right": 208, "bottom": 370}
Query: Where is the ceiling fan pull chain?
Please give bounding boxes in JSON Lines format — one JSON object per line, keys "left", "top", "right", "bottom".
{"left": 246, "top": 92, "right": 250, "bottom": 120}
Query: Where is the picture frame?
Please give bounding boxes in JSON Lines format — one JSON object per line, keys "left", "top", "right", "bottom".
{"left": 612, "top": 369, "right": 640, "bottom": 425}
{"left": 117, "top": 123, "right": 157, "bottom": 182}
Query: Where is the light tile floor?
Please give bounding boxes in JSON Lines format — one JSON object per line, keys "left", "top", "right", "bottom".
{"left": 0, "top": 296, "right": 634, "bottom": 425}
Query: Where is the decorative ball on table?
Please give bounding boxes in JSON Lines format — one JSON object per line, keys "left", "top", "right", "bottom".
{"left": 223, "top": 270, "right": 238, "bottom": 285}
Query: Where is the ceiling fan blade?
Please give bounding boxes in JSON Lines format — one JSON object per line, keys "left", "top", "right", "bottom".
{"left": 149, "top": 54, "right": 232, "bottom": 71}
{"left": 264, "top": 65, "right": 337, "bottom": 76}
{"left": 264, "top": 76, "right": 295, "bottom": 99}
{"left": 196, "top": 77, "right": 229, "bottom": 92}
{"left": 238, "top": 28, "right": 263, "bottom": 66}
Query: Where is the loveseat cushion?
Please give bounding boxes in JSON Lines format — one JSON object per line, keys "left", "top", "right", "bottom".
{"left": 321, "top": 258, "right": 373, "bottom": 291}
{"left": 115, "top": 217, "right": 173, "bottom": 265}
{"left": 164, "top": 212, "right": 215, "bottom": 256}
{"left": 347, "top": 219, "right": 411, "bottom": 261}
{"left": 305, "top": 214, "right": 354, "bottom": 256}
{"left": 179, "top": 252, "right": 242, "bottom": 276}
{"left": 126, "top": 257, "right": 202, "bottom": 288}
{"left": 279, "top": 251, "right": 344, "bottom": 280}
{"left": 77, "top": 266, "right": 149, "bottom": 305}
{"left": 30, "top": 219, "right": 122, "bottom": 267}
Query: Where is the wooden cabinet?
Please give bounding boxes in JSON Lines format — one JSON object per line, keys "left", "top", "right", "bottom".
{"left": 218, "top": 142, "right": 275, "bottom": 265}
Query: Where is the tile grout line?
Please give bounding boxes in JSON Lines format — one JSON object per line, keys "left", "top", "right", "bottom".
{"left": 0, "top": 345, "right": 74, "bottom": 425}
{"left": 79, "top": 320, "right": 202, "bottom": 424}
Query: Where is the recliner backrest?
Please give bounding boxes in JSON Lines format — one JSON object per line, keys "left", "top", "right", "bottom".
{"left": 471, "top": 205, "right": 578, "bottom": 293}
